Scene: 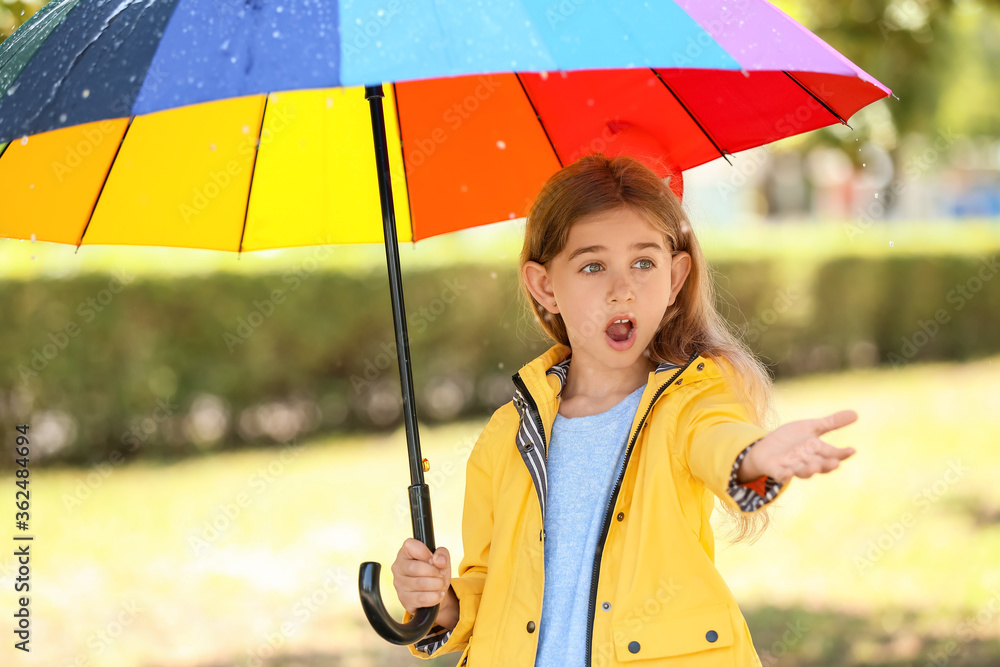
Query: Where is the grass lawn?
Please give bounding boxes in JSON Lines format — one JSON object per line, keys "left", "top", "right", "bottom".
{"left": 5, "top": 354, "right": 999, "bottom": 666}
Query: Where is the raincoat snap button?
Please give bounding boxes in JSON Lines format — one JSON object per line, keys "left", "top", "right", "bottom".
{"left": 616, "top": 512, "right": 624, "bottom": 522}
{"left": 601, "top": 601, "right": 611, "bottom": 611}
{"left": 697, "top": 362, "right": 705, "bottom": 371}
{"left": 628, "top": 641, "right": 640, "bottom": 653}
{"left": 675, "top": 378, "right": 683, "bottom": 385}
{"left": 524, "top": 442, "right": 533, "bottom": 452}
{"left": 706, "top": 630, "right": 718, "bottom": 643}
{"left": 526, "top": 621, "right": 536, "bottom": 633}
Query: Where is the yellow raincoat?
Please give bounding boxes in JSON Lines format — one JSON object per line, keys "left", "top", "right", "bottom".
{"left": 405, "top": 342, "right": 791, "bottom": 666}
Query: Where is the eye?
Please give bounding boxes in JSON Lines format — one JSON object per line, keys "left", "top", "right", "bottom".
{"left": 634, "top": 258, "right": 654, "bottom": 270}
{"left": 581, "top": 262, "right": 603, "bottom": 274}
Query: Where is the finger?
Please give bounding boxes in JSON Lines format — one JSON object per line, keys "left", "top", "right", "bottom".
{"left": 819, "top": 458, "right": 841, "bottom": 474}
{"left": 397, "top": 559, "right": 445, "bottom": 579}
{"left": 818, "top": 441, "right": 856, "bottom": 460}
{"left": 432, "top": 547, "right": 451, "bottom": 570}
{"left": 812, "top": 410, "right": 858, "bottom": 436}
{"left": 400, "top": 590, "right": 448, "bottom": 610}
{"left": 402, "top": 538, "right": 433, "bottom": 561}
{"left": 412, "top": 591, "right": 447, "bottom": 608}
{"left": 395, "top": 576, "right": 449, "bottom": 593}
{"left": 793, "top": 458, "right": 823, "bottom": 479}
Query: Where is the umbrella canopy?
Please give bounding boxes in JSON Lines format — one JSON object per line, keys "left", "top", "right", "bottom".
{"left": 0, "top": 0, "right": 889, "bottom": 252}
{"left": 0, "top": 0, "right": 891, "bottom": 646}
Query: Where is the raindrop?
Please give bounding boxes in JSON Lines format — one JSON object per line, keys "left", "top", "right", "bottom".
{"left": 209, "top": 143, "right": 217, "bottom": 151}
{"left": 862, "top": 163, "right": 866, "bottom": 167}
{"left": 29, "top": 184, "right": 34, "bottom": 189}
{"left": 242, "top": 125, "right": 250, "bottom": 134}
{"left": 490, "top": 272, "right": 497, "bottom": 279}
{"left": 220, "top": 39, "right": 230, "bottom": 50}
{"left": 875, "top": 193, "right": 878, "bottom": 198}
{"left": 30, "top": 233, "right": 36, "bottom": 242}
{"left": 460, "top": 184, "right": 468, "bottom": 193}
{"left": 272, "top": 30, "right": 281, "bottom": 38}
{"left": 508, "top": 212, "right": 516, "bottom": 219}
{"left": 31, "top": 255, "right": 36, "bottom": 261}
{"left": 326, "top": 97, "right": 333, "bottom": 108}
{"left": 230, "top": 56, "right": 238, "bottom": 64}
{"left": 277, "top": 5, "right": 284, "bottom": 12}
{"left": 59, "top": 114, "right": 67, "bottom": 123}
{"left": 496, "top": 140, "right": 506, "bottom": 150}
{"left": 82, "top": 88, "right": 90, "bottom": 98}
{"left": 539, "top": 71, "right": 548, "bottom": 80}
{"left": 20, "top": 136, "right": 28, "bottom": 145}
{"left": 889, "top": 241, "right": 894, "bottom": 247}
{"left": 586, "top": 99, "right": 594, "bottom": 107}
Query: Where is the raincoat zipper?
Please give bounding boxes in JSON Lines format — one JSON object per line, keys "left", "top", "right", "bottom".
{"left": 513, "top": 373, "right": 549, "bottom": 460}
{"left": 583, "top": 354, "right": 696, "bottom": 667}
{"left": 513, "top": 372, "right": 549, "bottom": 528}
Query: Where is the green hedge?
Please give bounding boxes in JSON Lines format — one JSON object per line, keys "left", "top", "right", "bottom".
{"left": 1, "top": 253, "right": 997, "bottom": 467}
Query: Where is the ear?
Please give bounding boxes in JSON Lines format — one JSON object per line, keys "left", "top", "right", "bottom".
{"left": 668, "top": 251, "right": 692, "bottom": 306}
{"left": 522, "top": 261, "right": 558, "bottom": 314}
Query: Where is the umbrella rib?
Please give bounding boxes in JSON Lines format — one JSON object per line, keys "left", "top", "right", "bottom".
{"left": 391, "top": 82, "right": 417, "bottom": 244}
{"left": 237, "top": 94, "right": 270, "bottom": 257}
{"left": 75, "top": 116, "right": 135, "bottom": 253}
{"left": 513, "top": 72, "right": 563, "bottom": 169}
{"left": 650, "top": 68, "right": 731, "bottom": 166}
{"left": 782, "top": 71, "right": 852, "bottom": 129}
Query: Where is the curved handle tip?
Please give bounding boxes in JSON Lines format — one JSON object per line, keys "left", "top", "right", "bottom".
{"left": 359, "top": 561, "right": 440, "bottom": 645}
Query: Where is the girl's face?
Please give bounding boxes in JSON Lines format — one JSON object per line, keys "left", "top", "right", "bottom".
{"left": 523, "top": 206, "right": 692, "bottom": 373}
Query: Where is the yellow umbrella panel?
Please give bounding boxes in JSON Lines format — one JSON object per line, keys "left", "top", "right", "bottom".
{"left": 0, "top": 86, "right": 412, "bottom": 251}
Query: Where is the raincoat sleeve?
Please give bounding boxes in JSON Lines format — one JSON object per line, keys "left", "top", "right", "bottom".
{"left": 675, "top": 374, "right": 791, "bottom": 513}
{"left": 404, "top": 411, "right": 497, "bottom": 659}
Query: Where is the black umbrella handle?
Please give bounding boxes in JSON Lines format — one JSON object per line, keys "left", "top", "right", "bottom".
{"left": 358, "top": 84, "right": 440, "bottom": 645}
{"left": 359, "top": 484, "right": 441, "bottom": 645}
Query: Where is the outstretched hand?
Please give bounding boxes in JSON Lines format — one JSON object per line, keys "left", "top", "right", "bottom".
{"left": 737, "top": 410, "right": 858, "bottom": 485}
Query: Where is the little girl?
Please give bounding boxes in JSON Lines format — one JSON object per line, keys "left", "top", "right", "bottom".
{"left": 390, "top": 154, "right": 857, "bottom": 666}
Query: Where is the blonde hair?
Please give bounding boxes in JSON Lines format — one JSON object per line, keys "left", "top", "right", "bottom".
{"left": 518, "top": 153, "right": 777, "bottom": 543}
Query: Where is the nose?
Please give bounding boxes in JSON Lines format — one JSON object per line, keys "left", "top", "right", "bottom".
{"left": 607, "top": 267, "right": 635, "bottom": 303}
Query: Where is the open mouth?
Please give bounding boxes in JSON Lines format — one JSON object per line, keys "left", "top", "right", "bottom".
{"left": 605, "top": 316, "right": 635, "bottom": 343}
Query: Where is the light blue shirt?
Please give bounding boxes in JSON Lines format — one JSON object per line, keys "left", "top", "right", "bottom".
{"left": 533, "top": 384, "right": 646, "bottom": 667}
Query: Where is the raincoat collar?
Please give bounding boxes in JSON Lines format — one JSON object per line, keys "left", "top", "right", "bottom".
{"left": 510, "top": 343, "right": 699, "bottom": 520}
{"left": 513, "top": 342, "right": 695, "bottom": 427}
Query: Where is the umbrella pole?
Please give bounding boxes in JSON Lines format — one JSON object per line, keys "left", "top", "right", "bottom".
{"left": 358, "top": 83, "right": 439, "bottom": 645}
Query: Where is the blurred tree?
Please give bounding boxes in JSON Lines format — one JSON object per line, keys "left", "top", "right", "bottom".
{"left": 0, "top": 1, "right": 40, "bottom": 40}
{"left": 774, "top": 0, "right": 1000, "bottom": 139}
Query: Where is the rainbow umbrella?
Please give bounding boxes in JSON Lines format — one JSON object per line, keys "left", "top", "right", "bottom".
{"left": 0, "top": 0, "right": 889, "bottom": 644}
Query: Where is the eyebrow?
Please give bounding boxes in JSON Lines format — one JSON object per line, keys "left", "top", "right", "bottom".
{"left": 567, "top": 241, "right": 665, "bottom": 262}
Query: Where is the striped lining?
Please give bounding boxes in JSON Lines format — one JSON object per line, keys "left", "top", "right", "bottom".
{"left": 413, "top": 623, "right": 452, "bottom": 655}
{"left": 727, "top": 439, "right": 784, "bottom": 511}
